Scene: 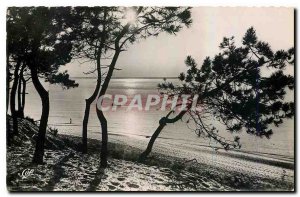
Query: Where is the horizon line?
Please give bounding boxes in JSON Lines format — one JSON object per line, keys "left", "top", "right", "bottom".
{"left": 71, "top": 76, "right": 178, "bottom": 79}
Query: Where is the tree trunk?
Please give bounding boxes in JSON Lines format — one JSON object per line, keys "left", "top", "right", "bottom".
{"left": 94, "top": 8, "right": 143, "bottom": 167}
{"left": 81, "top": 59, "right": 102, "bottom": 153}
{"left": 81, "top": 9, "right": 109, "bottom": 153}
{"left": 10, "top": 61, "right": 21, "bottom": 136}
{"left": 6, "top": 62, "right": 10, "bottom": 113}
{"left": 82, "top": 96, "right": 96, "bottom": 153}
{"left": 81, "top": 56, "right": 103, "bottom": 153}
{"left": 21, "top": 74, "right": 26, "bottom": 115}
{"left": 17, "top": 71, "right": 22, "bottom": 116}
{"left": 17, "top": 66, "right": 25, "bottom": 118}
{"left": 7, "top": 78, "right": 10, "bottom": 145}
{"left": 96, "top": 50, "right": 120, "bottom": 168}
{"left": 17, "top": 65, "right": 25, "bottom": 118}
{"left": 96, "top": 42, "right": 122, "bottom": 168}
{"left": 139, "top": 123, "right": 165, "bottom": 162}
{"left": 96, "top": 108, "right": 108, "bottom": 168}
{"left": 30, "top": 66, "right": 49, "bottom": 164}
{"left": 82, "top": 99, "right": 91, "bottom": 153}
{"left": 139, "top": 110, "right": 187, "bottom": 161}
{"left": 7, "top": 51, "right": 11, "bottom": 145}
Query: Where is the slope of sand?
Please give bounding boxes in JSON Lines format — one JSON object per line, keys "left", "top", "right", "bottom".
{"left": 57, "top": 131, "right": 294, "bottom": 187}
{"left": 6, "top": 117, "right": 232, "bottom": 191}
{"left": 7, "top": 145, "right": 232, "bottom": 191}
{"left": 105, "top": 133, "right": 294, "bottom": 185}
{"left": 7, "top": 117, "right": 294, "bottom": 191}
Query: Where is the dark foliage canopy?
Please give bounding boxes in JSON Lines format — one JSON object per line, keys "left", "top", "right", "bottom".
{"left": 63, "top": 6, "right": 192, "bottom": 68}
{"left": 159, "top": 27, "right": 294, "bottom": 150}
{"left": 7, "top": 7, "right": 78, "bottom": 89}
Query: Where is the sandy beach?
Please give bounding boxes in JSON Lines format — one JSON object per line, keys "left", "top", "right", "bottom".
{"left": 6, "top": 116, "right": 294, "bottom": 191}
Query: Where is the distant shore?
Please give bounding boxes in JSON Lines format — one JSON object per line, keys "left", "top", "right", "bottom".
{"left": 71, "top": 77, "right": 179, "bottom": 79}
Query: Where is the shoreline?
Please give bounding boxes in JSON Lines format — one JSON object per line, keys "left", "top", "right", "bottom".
{"left": 57, "top": 133, "right": 294, "bottom": 190}
{"left": 58, "top": 131, "right": 294, "bottom": 170}
{"left": 7, "top": 117, "right": 294, "bottom": 191}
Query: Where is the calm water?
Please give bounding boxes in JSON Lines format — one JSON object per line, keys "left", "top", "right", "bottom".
{"left": 23, "top": 78, "right": 294, "bottom": 158}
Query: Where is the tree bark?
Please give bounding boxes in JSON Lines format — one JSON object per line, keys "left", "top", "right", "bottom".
{"left": 17, "top": 65, "right": 25, "bottom": 118}
{"left": 10, "top": 61, "right": 21, "bottom": 136}
{"left": 82, "top": 88, "right": 99, "bottom": 153}
{"left": 81, "top": 50, "right": 103, "bottom": 153}
{"left": 139, "top": 123, "right": 165, "bottom": 162}
{"left": 96, "top": 49, "right": 121, "bottom": 168}
{"left": 17, "top": 71, "right": 22, "bottom": 115}
{"left": 139, "top": 110, "right": 187, "bottom": 161}
{"left": 6, "top": 57, "right": 10, "bottom": 113}
{"left": 21, "top": 74, "right": 26, "bottom": 115}
{"left": 82, "top": 99, "right": 91, "bottom": 153}
{"left": 96, "top": 108, "right": 108, "bottom": 168}
{"left": 95, "top": 21, "right": 127, "bottom": 166}
{"left": 7, "top": 49, "right": 11, "bottom": 145}
{"left": 30, "top": 66, "right": 49, "bottom": 164}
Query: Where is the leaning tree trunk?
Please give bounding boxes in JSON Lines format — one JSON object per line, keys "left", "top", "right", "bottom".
{"left": 81, "top": 54, "right": 102, "bottom": 153}
{"left": 95, "top": 7, "right": 142, "bottom": 167}
{"left": 30, "top": 66, "right": 50, "bottom": 164}
{"left": 139, "top": 123, "right": 165, "bottom": 162}
{"left": 81, "top": 9, "right": 108, "bottom": 153}
{"left": 10, "top": 61, "right": 21, "bottom": 136}
{"left": 96, "top": 49, "right": 121, "bottom": 168}
{"left": 81, "top": 41, "right": 105, "bottom": 153}
{"left": 139, "top": 69, "right": 248, "bottom": 161}
{"left": 139, "top": 110, "right": 187, "bottom": 162}
{"left": 82, "top": 81, "right": 101, "bottom": 153}
{"left": 96, "top": 108, "right": 108, "bottom": 168}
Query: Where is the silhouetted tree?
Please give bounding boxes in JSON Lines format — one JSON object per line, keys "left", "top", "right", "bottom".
{"left": 140, "top": 27, "right": 294, "bottom": 161}
{"left": 7, "top": 7, "right": 78, "bottom": 164}
{"left": 6, "top": 60, "right": 30, "bottom": 137}
{"left": 15, "top": 64, "right": 32, "bottom": 118}
{"left": 17, "top": 65, "right": 25, "bottom": 118}
{"left": 91, "top": 6, "right": 192, "bottom": 168}
{"left": 7, "top": 8, "right": 26, "bottom": 136}
{"left": 9, "top": 61, "right": 21, "bottom": 135}
{"left": 64, "top": 7, "right": 118, "bottom": 153}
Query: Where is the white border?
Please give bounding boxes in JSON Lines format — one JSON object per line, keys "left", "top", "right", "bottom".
{"left": 0, "top": 0, "right": 298, "bottom": 196}
{"left": 1, "top": 0, "right": 299, "bottom": 7}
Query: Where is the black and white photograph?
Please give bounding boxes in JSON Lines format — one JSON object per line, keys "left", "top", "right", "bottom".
{"left": 5, "top": 3, "right": 295, "bottom": 192}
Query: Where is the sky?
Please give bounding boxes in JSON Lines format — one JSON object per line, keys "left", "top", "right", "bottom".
{"left": 64, "top": 7, "right": 294, "bottom": 78}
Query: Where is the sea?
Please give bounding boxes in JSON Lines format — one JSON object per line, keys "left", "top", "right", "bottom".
{"left": 21, "top": 78, "right": 294, "bottom": 158}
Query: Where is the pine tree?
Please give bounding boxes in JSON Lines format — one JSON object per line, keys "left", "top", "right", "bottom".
{"left": 140, "top": 27, "right": 294, "bottom": 160}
